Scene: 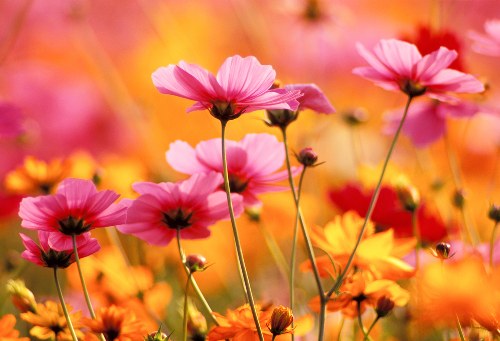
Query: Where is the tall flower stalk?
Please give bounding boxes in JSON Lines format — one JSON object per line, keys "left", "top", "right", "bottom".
{"left": 53, "top": 268, "right": 79, "bottom": 341}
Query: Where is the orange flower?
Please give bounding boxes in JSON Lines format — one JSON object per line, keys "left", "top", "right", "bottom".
{"left": 0, "top": 314, "right": 29, "bottom": 341}
{"left": 302, "top": 211, "right": 415, "bottom": 280}
{"left": 83, "top": 305, "right": 147, "bottom": 341}
{"left": 309, "top": 273, "right": 409, "bottom": 318}
{"left": 5, "top": 156, "right": 70, "bottom": 195}
{"left": 20, "top": 300, "right": 83, "bottom": 340}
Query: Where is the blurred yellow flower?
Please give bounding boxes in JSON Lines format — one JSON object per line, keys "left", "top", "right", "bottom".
{"left": 0, "top": 314, "right": 29, "bottom": 341}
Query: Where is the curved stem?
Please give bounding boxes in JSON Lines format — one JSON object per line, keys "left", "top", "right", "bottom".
{"left": 455, "top": 314, "right": 466, "bottom": 341}
{"left": 183, "top": 273, "right": 191, "bottom": 341}
{"left": 327, "top": 95, "right": 414, "bottom": 298}
{"left": 175, "top": 229, "right": 219, "bottom": 326}
{"left": 72, "top": 234, "right": 96, "bottom": 319}
{"left": 256, "top": 219, "right": 289, "bottom": 280}
{"left": 364, "top": 317, "right": 380, "bottom": 341}
{"left": 280, "top": 127, "right": 325, "bottom": 341}
{"left": 53, "top": 268, "right": 79, "bottom": 341}
{"left": 221, "top": 120, "right": 264, "bottom": 341}
{"left": 411, "top": 210, "right": 421, "bottom": 271}
{"left": 356, "top": 301, "right": 370, "bottom": 341}
{"left": 490, "top": 222, "right": 499, "bottom": 270}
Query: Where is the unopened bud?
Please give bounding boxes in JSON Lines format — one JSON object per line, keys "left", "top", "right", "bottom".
{"left": 185, "top": 254, "right": 207, "bottom": 273}
{"left": 145, "top": 330, "right": 170, "bottom": 341}
{"left": 268, "top": 306, "right": 294, "bottom": 336}
{"left": 452, "top": 189, "right": 465, "bottom": 209}
{"left": 431, "top": 242, "right": 454, "bottom": 260}
{"left": 245, "top": 206, "right": 261, "bottom": 223}
{"left": 342, "top": 108, "right": 368, "bottom": 126}
{"left": 488, "top": 204, "right": 500, "bottom": 223}
{"left": 297, "top": 147, "right": 319, "bottom": 167}
{"left": 265, "top": 109, "right": 298, "bottom": 128}
{"left": 395, "top": 181, "right": 420, "bottom": 212}
{"left": 375, "top": 296, "right": 395, "bottom": 317}
{"left": 6, "top": 279, "right": 37, "bottom": 313}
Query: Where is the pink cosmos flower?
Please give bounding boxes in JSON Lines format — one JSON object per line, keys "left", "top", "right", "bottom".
{"left": 20, "top": 231, "right": 100, "bottom": 268}
{"left": 19, "top": 178, "right": 127, "bottom": 251}
{"left": 353, "top": 39, "right": 485, "bottom": 100}
{"left": 117, "top": 172, "right": 242, "bottom": 246}
{"left": 0, "top": 102, "right": 24, "bottom": 138}
{"left": 284, "top": 83, "right": 336, "bottom": 114}
{"left": 383, "top": 100, "right": 481, "bottom": 147}
{"left": 152, "top": 55, "right": 302, "bottom": 120}
{"left": 470, "top": 19, "right": 500, "bottom": 57}
{"left": 166, "top": 134, "right": 297, "bottom": 207}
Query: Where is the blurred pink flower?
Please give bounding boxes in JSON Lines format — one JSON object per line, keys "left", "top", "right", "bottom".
{"left": 19, "top": 178, "right": 126, "bottom": 251}
{"left": 166, "top": 134, "right": 298, "bottom": 207}
{"left": 353, "top": 39, "right": 484, "bottom": 100}
{"left": 20, "top": 231, "right": 100, "bottom": 268}
{"left": 383, "top": 100, "right": 481, "bottom": 147}
{"left": 0, "top": 102, "right": 24, "bottom": 138}
{"left": 117, "top": 172, "right": 242, "bottom": 246}
{"left": 284, "top": 83, "right": 335, "bottom": 113}
{"left": 152, "top": 55, "right": 302, "bottom": 120}
{"left": 470, "top": 19, "right": 500, "bottom": 57}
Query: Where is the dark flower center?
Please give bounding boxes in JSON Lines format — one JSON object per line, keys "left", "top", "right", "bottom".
{"left": 221, "top": 174, "right": 249, "bottom": 194}
{"left": 41, "top": 249, "right": 73, "bottom": 269}
{"left": 163, "top": 209, "right": 193, "bottom": 230}
{"left": 399, "top": 79, "right": 427, "bottom": 97}
{"left": 105, "top": 328, "right": 120, "bottom": 341}
{"left": 304, "top": 0, "right": 322, "bottom": 21}
{"left": 58, "top": 216, "right": 92, "bottom": 235}
{"left": 209, "top": 101, "right": 245, "bottom": 121}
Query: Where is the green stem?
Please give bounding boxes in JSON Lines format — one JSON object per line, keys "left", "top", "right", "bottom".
{"left": 280, "top": 127, "right": 325, "bottom": 341}
{"left": 183, "top": 273, "right": 191, "bottom": 341}
{"left": 175, "top": 229, "right": 219, "bottom": 326}
{"left": 490, "top": 222, "right": 499, "bottom": 270}
{"left": 364, "top": 317, "right": 380, "bottom": 341}
{"left": 411, "top": 209, "right": 421, "bottom": 271}
{"left": 357, "top": 301, "right": 371, "bottom": 341}
{"left": 289, "top": 167, "right": 306, "bottom": 340}
{"left": 220, "top": 120, "right": 264, "bottom": 341}
{"left": 256, "top": 220, "right": 289, "bottom": 280}
{"left": 53, "top": 268, "right": 79, "bottom": 341}
{"left": 455, "top": 314, "right": 466, "bottom": 341}
{"left": 327, "top": 95, "right": 414, "bottom": 298}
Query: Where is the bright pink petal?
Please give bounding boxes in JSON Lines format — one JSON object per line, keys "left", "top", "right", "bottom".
{"left": 425, "top": 69, "right": 485, "bottom": 94}
{"left": 238, "top": 89, "right": 301, "bottom": 111}
{"left": 373, "top": 39, "right": 422, "bottom": 79}
{"left": 48, "top": 232, "right": 90, "bottom": 251}
{"left": 240, "top": 134, "right": 284, "bottom": 178}
{"left": 285, "top": 84, "right": 335, "bottom": 114}
{"left": 76, "top": 237, "right": 101, "bottom": 258}
{"left": 415, "top": 47, "right": 457, "bottom": 81}
{"left": 166, "top": 141, "right": 207, "bottom": 174}
{"left": 56, "top": 178, "right": 97, "bottom": 212}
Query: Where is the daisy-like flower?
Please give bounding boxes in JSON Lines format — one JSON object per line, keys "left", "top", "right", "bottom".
{"left": 383, "top": 99, "right": 481, "bottom": 147}
{"left": 117, "top": 172, "right": 242, "bottom": 246}
{"left": 21, "top": 300, "right": 84, "bottom": 340}
{"left": 152, "top": 55, "right": 302, "bottom": 120}
{"left": 0, "top": 314, "right": 29, "bottom": 341}
{"left": 166, "top": 134, "right": 297, "bottom": 207}
{"left": 19, "top": 178, "right": 127, "bottom": 251}
{"left": 353, "top": 39, "right": 484, "bottom": 100}
{"left": 20, "top": 231, "right": 100, "bottom": 268}
{"left": 470, "top": 19, "right": 500, "bottom": 57}
{"left": 83, "top": 305, "right": 147, "bottom": 341}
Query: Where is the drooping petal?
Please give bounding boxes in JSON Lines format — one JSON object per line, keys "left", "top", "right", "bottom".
{"left": 285, "top": 84, "right": 335, "bottom": 113}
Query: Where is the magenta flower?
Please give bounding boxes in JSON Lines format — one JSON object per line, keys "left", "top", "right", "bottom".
{"left": 470, "top": 19, "right": 500, "bottom": 57}
{"left": 284, "top": 83, "right": 336, "bottom": 114}
{"left": 117, "top": 172, "right": 242, "bottom": 246}
{"left": 353, "top": 39, "right": 484, "bottom": 100}
{"left": 0, "top": 102, "right": 24, "bottom": 138}
{"left": 383, "top": 100, "right": 481, "bottom": 148}
{"left": 19, "top": 178, "right": 127, "bottom": 251}
{"left": 20, "top": 231, "right": 100, "bottom": 268}
{"left": 152, "top": 55, "right": 302, "bottom": 120}
{"left": 166, "top": 134, "right": 298, "bottom": 207}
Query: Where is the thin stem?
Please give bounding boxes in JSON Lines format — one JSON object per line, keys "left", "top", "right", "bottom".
{"left": 176, "top": 229, "right": 219, "bottom": 326}
{"left": 256, "top": 219, "right": 289, "bottom": 280}
{"left": 72, "top": 234, "right": 96, "bottom": 319}
{"left": 280, "top": 127, "right": 325, "bottom": 341}
{"left": 356, "top": 301, "right": 370, "bottom": 341}
{"left": 289, "top": 167, "right": 306, "bottom": 331}
{"left": 327, "top": 95, "right": 414, "bottom": 298}
{"left": 53, "top": 268, "right": 79, "bottom": 341}
{"left": 183, "top": 273, "right": 191, "bottom": 341}
{"left": 455, "top": 314, "right": 466, "bottom": 341}
{"left": 490, "top": 222, "right": 499, "bottom": 270}
{"left": 336, "top": 316, "right": 345, "bottom": 341}
{"left": 221, "top": 120, "right": 264, "bottom": 341}
{"left": 364, "top": 317, "right": 380, "bottom": 341}
{"left": 411, "top": 209, "right": 421, "bottom": 271}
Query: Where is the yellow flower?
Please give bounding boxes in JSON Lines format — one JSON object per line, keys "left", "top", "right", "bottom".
{"left": 20, "top": 300, "right": 83, "bottom": 340}
{"left": 83, "top": 305, "right": 147, "bottom": 341}
{"left": 302, "top": 211, "right": 415, "bottom": 280}
{"left": 0, "top": 314, "right": 29, "bottom": 341}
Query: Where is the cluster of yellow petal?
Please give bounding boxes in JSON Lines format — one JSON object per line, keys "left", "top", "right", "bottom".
{"left": 0, "top": 314, "right": 29, "bottom": 341}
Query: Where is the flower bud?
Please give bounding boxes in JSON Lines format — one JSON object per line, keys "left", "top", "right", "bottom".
{"left": 268, "top": 305, "right": 294, "bottom": 336}
{"left": 452, "top": 189, "right": 465, "bottom": 209}
{"left": 431, "top": 242, "right": 454, "bottom": 260}
{"left": 297, "top": 147, "right": 319, "bottom": 167}
{"left": 265, "top": 109, "right": 298, "bottom": 128}
{"left": 6, "top": 279, "right": 37, "bottom": 313}
{"left": 488, "top": 204, "right": 500, "bottom": 223}
{"left": 375, "top": 296, "right": 395, "bottom": 318}
{"left": 245, "top": 206, "right": 261, "bottom": 223}
{"left": 185, "top": 254, "right": 207, "bottom": 273}
{"left": 395, "top": 182, "right": 420, "bottom": 212}
{"left": 145, "top": 329, "right": 170, "bottom": 341}
{"left": 341, "top": 108, "right": 368, "bottom": 126}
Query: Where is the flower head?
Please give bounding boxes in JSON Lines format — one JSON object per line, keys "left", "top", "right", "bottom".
{"left": 353, "top": 39, "right": 484, "bottom": 100}
{"left": 19, "top": 178, "right": 127, "bottom": 250}
{"left": 20, "top": 231, "right": 100, "bottom": 268}
{"left": 117, "top": 172, "right": 242, "bottom": 246}
{"left": 470, "top": 19, "right": 500, "bottom": 57}
{"left": 0, "top": 314, "right": 29, "bottom": 341}
{"left": 152, "top": 55, "right": 302, "bottom": 120}
{"left": 268, "top": 306, "right": 294, "bottom": 337}
{"left": 6, "top": 279, "right": 37, "bottom": 313}
{"left": 166, "top": 134, "right": 298, "bottom": 207}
